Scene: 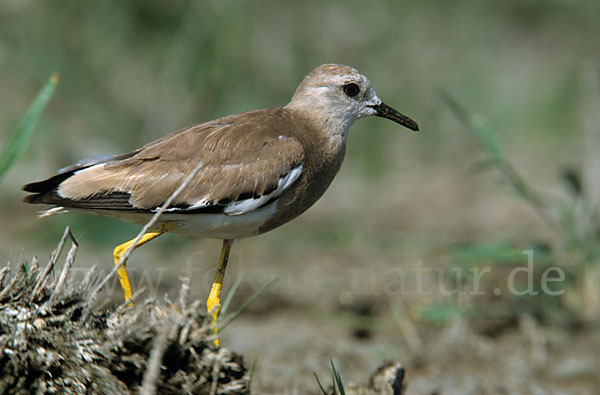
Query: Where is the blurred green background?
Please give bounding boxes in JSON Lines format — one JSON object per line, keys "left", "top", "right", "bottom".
{"left": 2, "top": 0, "right": 600, "bottom": 393}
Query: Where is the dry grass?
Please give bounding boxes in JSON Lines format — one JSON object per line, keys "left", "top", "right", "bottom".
{"left": 0, "top": 228, "right": 248, "bottom": 394}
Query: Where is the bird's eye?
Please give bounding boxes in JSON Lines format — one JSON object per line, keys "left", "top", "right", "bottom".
{"left": 343, "top": 83, "right": 360, "bottom": 97}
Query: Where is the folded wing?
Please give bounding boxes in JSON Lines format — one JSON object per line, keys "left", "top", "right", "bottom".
{"left": 23, "top": 109, "right": 305, "bottom": 216}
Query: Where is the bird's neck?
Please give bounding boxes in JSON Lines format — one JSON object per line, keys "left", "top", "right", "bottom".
{"left": 284, "top": 105, "right": 349, "bottom": 157}
{"left": 285, "top": 102, "right": 354, "bottom": 140}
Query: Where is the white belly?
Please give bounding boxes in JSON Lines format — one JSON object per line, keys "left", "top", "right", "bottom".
{"left": 165, "top": 202, "right": 278, "bottom": 239}
{"left": 70, "top": 201, "right": 279, "bottom": 240}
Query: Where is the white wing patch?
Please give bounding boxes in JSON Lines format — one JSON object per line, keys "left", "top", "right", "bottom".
{"left": 57, "top": 155, "right": 115, "bottom": 174}
{"left": 183, "top": 198, "right": 212, "bottom": 210}
{"left": 156, "top": 198, "right": 211, "bottom": 213}
{"left": 154, "top": 164, "right": 303, "bottom": 215}
{"left": 224, "top": 164, "right": 303, "bottom": 215}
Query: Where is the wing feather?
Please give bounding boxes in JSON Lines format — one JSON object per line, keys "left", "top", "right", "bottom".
{"left": 24, "top": 108, "right": 307, "bottom": 216}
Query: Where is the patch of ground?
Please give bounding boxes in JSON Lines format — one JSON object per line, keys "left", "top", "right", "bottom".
{"left": 0, "top": 230, "right": 248, "bottom": 395}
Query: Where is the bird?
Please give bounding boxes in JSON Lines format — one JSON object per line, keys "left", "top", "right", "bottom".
{"left": 22, "top": 64, "right": 419, "bottom": 345}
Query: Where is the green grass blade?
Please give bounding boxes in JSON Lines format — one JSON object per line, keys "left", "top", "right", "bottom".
{"left": 438, "top": 88, "right": 558, "bottom": 230}
{"left": 0, "top": 73, "right": 59, "bottom": 181}
{"left": 218, "top": 273, "right": 244, "bottom": 319}
{"left": 246, "top": 358, "right": 258, "bottom": 394}
{"left": 220, "top": 278, "right": 278, "bottom": 331}
{"left": 330, "top": 359, "right": 346, "bottom": 395}
{"left": 437, "top": 87, "right": 504, "bottom": 162}
{"left": 314, "top": 372, "right": 328, "bottom": 395}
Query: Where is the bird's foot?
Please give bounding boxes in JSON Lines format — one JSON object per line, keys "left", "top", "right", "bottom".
{"left": 206, "top": 282, "right": 222, "bottom": 346}
{"left": 113, "top": 243, "right": 134, "bottom": 306}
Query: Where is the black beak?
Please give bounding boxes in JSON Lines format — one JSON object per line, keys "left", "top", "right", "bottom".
{"left": 370, "top": 102, "right": 419, "bottom": 132}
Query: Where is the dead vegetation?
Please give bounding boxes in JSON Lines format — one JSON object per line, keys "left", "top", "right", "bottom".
{"left": 0, "top": 227, "right": 248, "bottom": 395}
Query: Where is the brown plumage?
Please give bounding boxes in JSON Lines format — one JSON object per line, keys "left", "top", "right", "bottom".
{"left": 23, "top": 64, "right": 418, "bottom": 238}
{"left": 26, "top": 109, "right": 305, "bottom": 212}
{"left": 22, "top": 65, "right": 419, "bottom": 345}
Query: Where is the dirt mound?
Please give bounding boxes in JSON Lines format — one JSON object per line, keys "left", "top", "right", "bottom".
{"left": 0, "top": 229, "right": 248, "bottom": 394}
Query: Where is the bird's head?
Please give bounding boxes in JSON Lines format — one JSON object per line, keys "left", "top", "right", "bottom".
{"left": 286, "top": 64, "right": 419, "bottom": 136}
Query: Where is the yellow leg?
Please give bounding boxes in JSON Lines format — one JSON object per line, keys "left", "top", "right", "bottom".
{"left": 207, "top": 239, "right": 234, "bottom": 346}
{"left": 113, "top": 222, "right": 177, "bottom": 302}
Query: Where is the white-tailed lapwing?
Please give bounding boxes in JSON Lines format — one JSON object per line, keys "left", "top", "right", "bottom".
{"left": 23, "top": 64, "right": 419, "bottom": 345}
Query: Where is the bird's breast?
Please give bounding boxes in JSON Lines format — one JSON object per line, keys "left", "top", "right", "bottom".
{"left": 257, "top": 141, "right": 346, "bottom": 234}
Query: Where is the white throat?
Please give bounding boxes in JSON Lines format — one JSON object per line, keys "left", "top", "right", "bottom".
{"left": 286, "top": 93, "right": 359, "bottom": 139}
